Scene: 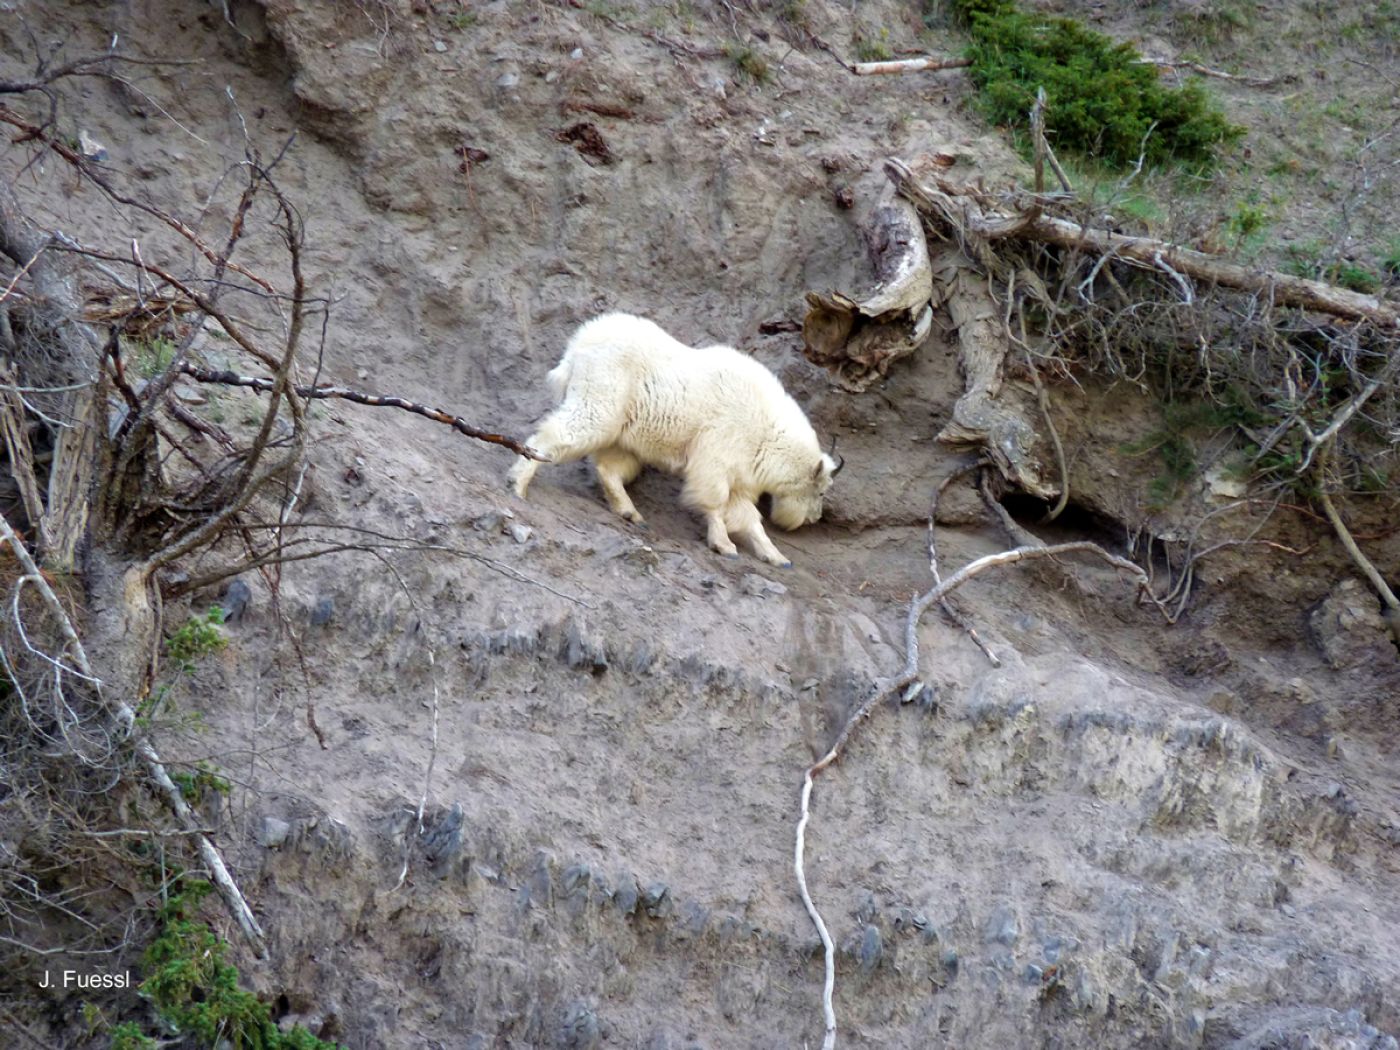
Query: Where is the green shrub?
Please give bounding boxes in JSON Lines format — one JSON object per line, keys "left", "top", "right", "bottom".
{"left": 1122, "top": 397, "right": 1262, "bottom": 506}
{"left": 951, "top": 0, "right": 1243, "bottom": 169}
{"left": 166, "top": 606, "right": 226, "bottom": 673}
{"left": 725, "top": 43, "right": 771, "bottom": 83}
{"left": 128, "top": 882, "right": 341, "bottom": 1049}
{"left": 110, "top": 1023, "right": 156, "bottom": 1050}
{"left": 1332, "top": 264, "right": 1380, "bottom": 295}
{"left": 855, "top": 28, "right": 894, "bottom": 62}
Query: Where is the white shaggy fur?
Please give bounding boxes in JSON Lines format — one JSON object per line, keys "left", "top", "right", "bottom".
{"left": 508, "top": 313, "right": 840, "bottom": 566}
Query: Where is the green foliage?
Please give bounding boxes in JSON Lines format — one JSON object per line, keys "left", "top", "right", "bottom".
{"left": 1382, "top": 239, "right": 1400, "bottom": 278}
{"left": 1226, "top": 200, "right": 1269, "bottom": 245}
{"left": 950, "top": 0, "right": 1243, "bottom": 169}
{"left": 110, "top": 1022, "right": 157, "bottom": 1050}
{"left": 446, "top": 10, "right": 476, "bottom": 30}
{"left": 725, "top": 42, "right": 771, "bottom": 83}
{"left": 170, "top": 762, "right": 231, "bottom": 805}
{"left": 1332, "top": 264, "right": 1381, "bottom": 295}
{"left": 126, "top": 336, "right": 179, "bottom": 380}
{"left": 855, "top": 28, "right": 893, "bottom": 63}
{"left": 1122, "top": 398, "right": 1261, "bottom": 507}
{"left": 1284, "top": 244, "right": 1382, "bottom": 293}
{"left": 129, "top": 882, "right": 341, "bottom": 1049}
{"left": 779, "top": 0, "right": 808, "bottom": 28}
{"left": 166, "top": 606, "right": 226, "bottom": 673}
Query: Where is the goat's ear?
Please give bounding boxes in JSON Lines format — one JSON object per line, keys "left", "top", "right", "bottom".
{"left": 812, "top": 458, "right": 825, "bottom": 480}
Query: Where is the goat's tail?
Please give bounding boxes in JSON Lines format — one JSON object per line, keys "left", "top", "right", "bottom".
{"left": 546, "top": 356, "right": 573, "bottom": 401}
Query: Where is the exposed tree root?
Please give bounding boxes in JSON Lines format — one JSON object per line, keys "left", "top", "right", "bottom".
{"left": 794, "top": 532, "right": 1150, "bottom": 1047}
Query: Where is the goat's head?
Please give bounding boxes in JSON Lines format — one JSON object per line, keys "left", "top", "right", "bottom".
{"left": 770, "top": 440, "right": 843, "bottom": 531}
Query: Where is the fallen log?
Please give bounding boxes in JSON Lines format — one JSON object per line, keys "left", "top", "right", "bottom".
{"left": 851, "top": 55, "right": 972, "bottom": 76}
{"left": 886, "top": 158, "right": 1400, "bottom": 328}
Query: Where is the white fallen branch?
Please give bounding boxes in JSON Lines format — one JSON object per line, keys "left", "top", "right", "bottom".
{"left": 851, "top": 55, "right": 972, "bottom": 77}
{"left": 0, "top": 515, "right": 268, "bottom": 958}
{"left": 794, "top": 540, "right": 1149, "bottom": 1049}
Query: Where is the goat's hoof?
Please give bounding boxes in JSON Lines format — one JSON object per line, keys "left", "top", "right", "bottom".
{"left": 780, "top": 561, "right": 793, "bottom": 569}
{"left": 723, "top": 552, "right": 739, "bottom": 560}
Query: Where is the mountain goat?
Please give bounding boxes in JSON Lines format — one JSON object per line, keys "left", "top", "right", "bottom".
{"left": 508, "top": 313, "right": 842, "bottom": 567}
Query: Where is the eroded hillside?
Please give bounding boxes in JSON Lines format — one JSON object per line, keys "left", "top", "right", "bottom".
{"left": 1, "top": 0, "right": 1398, "bottom": 1047}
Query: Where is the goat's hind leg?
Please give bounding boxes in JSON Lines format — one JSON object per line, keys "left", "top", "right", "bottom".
{"left": 593, "top": 447, "right": 645, "bottom": 525}
{"left": 508, "top": 404, "right": 611, "bottom": 499}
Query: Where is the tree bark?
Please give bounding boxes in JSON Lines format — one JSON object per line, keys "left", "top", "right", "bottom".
{"left": 802, "top": 186, "right": 935, "bottom": 392}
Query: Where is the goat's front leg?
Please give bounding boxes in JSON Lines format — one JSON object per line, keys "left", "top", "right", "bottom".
{"left": 703, "top": 508, "right": 740, "bottom": 558}
{"left": 725, "top": 497, "right": 790, "bottom": 567}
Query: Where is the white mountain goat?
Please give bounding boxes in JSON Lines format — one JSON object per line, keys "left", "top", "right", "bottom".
{"left": 508, "top": 313, "right": 842, "bottom": 567}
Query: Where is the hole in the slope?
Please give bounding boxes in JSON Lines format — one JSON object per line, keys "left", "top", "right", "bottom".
{"left": 997, "top": 494, "right": 1127, "bottom": 552}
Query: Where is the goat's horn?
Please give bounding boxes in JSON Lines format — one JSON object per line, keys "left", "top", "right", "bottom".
{"left": 832, "top": 452, "right": 845, "bottom": 477}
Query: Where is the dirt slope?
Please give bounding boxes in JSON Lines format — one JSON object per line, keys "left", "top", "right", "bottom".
{"left": 3, "top": 0, "right": 1399, "bottom": 1047}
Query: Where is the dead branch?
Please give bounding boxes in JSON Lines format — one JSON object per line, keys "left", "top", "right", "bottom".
{"left": 851, "top": 55, "right": 972, "bottom": 77}
{"left": 795, "top": 539, "right": 1149, "bottom": 1048}
{"left": 0, "top": 106, "right": 279, "bottom": 296}
{"left": 1295, "top": 350, "right": 1400, "bottom": 474}
{"left": 0, "top": 367, "right": 48, "bottom": 534}
{"left": 0, "top": 513, "right": 268, "bottom": 957}
{"left": 888, "top": 159, "right": 1400, "bottom": 327}
{"left": 179, "top": 363, "right": 545, "bottom": 459}
{"left": 1141, "top": 58, "right": 1292, "bottom": 88}
{"left": 1030, "top": 87, "right": 1073, "bottom": 194}
{"left": 802, "top": 183, "right": 934, "bottom": 392}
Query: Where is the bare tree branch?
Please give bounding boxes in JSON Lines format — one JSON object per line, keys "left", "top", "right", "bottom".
{"left": 0, "top": 513, "right": 268, "bottom": 957}
{"left": 179, "top": 363, "right": 545, "bottom": 459}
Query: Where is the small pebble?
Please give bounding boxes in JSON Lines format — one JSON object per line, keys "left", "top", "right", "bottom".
{"left": 311, "top": 596, "right": 334, "bottom": 626}
{"left": 570, "top": 47, "right": 584, "bottom": 59}
{"left": 740, "top": 573, "right": 786, "bottom": 598}
{"left": 508, "top": 523, "right": 533, "bottom": 544}
{"left": 433, "top": 39, "right": 447, "bottom": 52}
{"left": 78, "top": 129, "right": 108, "bottom": 161}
